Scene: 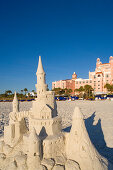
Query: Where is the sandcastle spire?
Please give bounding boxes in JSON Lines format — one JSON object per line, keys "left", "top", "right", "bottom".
{"left": 72, "top": 106, "right": 83, "bottom": 120}
{"left": 13, "top": 91, "right": 19, "bottom": 112}
{"left": 36, "top": 56, "right": 47, "bottom": 95}
{"left": 37, "top": 56, "right": 45, "bottom": 74}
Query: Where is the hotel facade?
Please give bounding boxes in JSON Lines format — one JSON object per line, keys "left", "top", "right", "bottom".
{"left": 52, "top": 56, "right": 113, "bottom": 95}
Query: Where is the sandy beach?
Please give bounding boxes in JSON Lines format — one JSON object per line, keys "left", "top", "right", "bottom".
{"left": 0, "top": 100, "right": 113, "bottom": 164}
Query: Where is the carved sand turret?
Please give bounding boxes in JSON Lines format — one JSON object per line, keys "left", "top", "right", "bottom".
{"left": 28, "top": 127, "right": 41, "bottom": 157}
{"left": 0, "top": 56, "right": 112, "bottom": 170}
{"left": 36, "top": 55, "right": 47, "bottom": 95}
{"left": 13, "top": 91, "right": 19, "bottom": 113}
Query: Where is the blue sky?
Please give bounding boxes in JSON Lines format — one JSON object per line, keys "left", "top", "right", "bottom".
{"left": 0, "top": 0, "right": 113, "bottom": 93}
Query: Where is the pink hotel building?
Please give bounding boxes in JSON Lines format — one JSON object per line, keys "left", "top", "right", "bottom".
{"left": 52, "top": 56, "right": 113, "bottom": 95}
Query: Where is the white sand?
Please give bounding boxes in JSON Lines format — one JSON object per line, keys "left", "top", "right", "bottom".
{"left": 0, "top": 100, "right": 113, "bottom": 164}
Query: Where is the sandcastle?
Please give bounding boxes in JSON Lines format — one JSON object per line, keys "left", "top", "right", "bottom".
{"left": 0, "top": 56, "right": 112, "bottom": 170}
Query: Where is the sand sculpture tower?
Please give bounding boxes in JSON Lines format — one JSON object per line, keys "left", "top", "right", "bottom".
{"left": 13, "top": 91, "right": 19, "bottom": 113}
{"left": 4, "top": 91, "right": 27, "bottom": 146}
{"left": 29, "top": 56, "right": 62, "bottom": 139}
{"left": 22, "top": 56, "right": 65, "bottom": 160}
{"left": 36, "top": 55, "right": 47, "bottom": 95}
{"left": 0, "top": 56, "right": 112, "bottom": 170}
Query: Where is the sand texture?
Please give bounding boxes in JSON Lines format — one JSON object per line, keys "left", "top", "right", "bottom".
{"left": 0, "top": 100, "right": 113, "bottom": 166}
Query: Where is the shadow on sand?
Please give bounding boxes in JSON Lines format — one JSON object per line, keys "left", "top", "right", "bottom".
{"left": 63, "top": 112, "right": 113, "bottom": 169}
{"left": 85, "top": 112, "right": 113, "bottom": 169}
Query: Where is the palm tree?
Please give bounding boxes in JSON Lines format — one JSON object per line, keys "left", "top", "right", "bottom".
{"left": 24, "top": 88, "right": 28, "bottom": 95}
{"left": 28, "top": 93, "right": 31, "bottom": 97}
{"left": 84, "top": 85, "right": 93, "bottom": 98}
{"left": 74, "top": 86, "right": 84, "bottom": 92}
{"left": 52, "top": 88, "right": 62, "bottom": 95}
{"left": 21, "top": 89, "right": 23, "bottom": 94}
{"left": 5, "top": 90, "right": 12, "bottom": 95}
{"left": 74, "top": 86, "right": 84, "bottom": 97}
{"left": 104, "top": 83, "right": 113, "bottom": 93}
{"left": 64, "top": 88, "right": 72, "bottom": 96}
{"left": 32, "top": 90, "right": 35, "bottom": 93}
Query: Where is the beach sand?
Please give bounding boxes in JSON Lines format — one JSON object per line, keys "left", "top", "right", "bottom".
{"left": 0, "top": 100, "right": 113, "bottom": 164}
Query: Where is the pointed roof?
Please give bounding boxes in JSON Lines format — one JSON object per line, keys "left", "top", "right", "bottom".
{"left": 13, "top": 91, "right": 18, "bottom": 102}
{"left": 72, "top": 106, "right": 83, "bottom": 120}
{"left": 37, "top": 56, "right": 45, "bottom": 74}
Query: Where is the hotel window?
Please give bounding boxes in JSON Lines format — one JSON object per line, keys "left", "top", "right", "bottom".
{"left": 79, "top": 81, "right": 81, "bottom": 84}
{"left": 98, "top": 81, "right": 100, "bottom": 82}
{"left": 94, "top": 75, "right": 96, "bottom": 78}
{"left": 76, "top": 82, "right": 78, "bottom": 84}
{"left": 98, "top": 74, "right": 101, "bottom": 77}
{"left": 98, "top": 88, "right": 100, "bottom": 89}
{"left": 90, "top": 80, "right": 92, "bottom": 83}
{"left": 98, "top": 84, "right": 100, "bottom": 86}
{"left": 106, "top": 75, "right": 109, "bottom": 78}
{"left": 86, "top": 81, "right": 88, "bottom": 83}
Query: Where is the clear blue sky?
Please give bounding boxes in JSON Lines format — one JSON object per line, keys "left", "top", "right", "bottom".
{"left": 0, "top": 0, "right": 113, "bottom": 93}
